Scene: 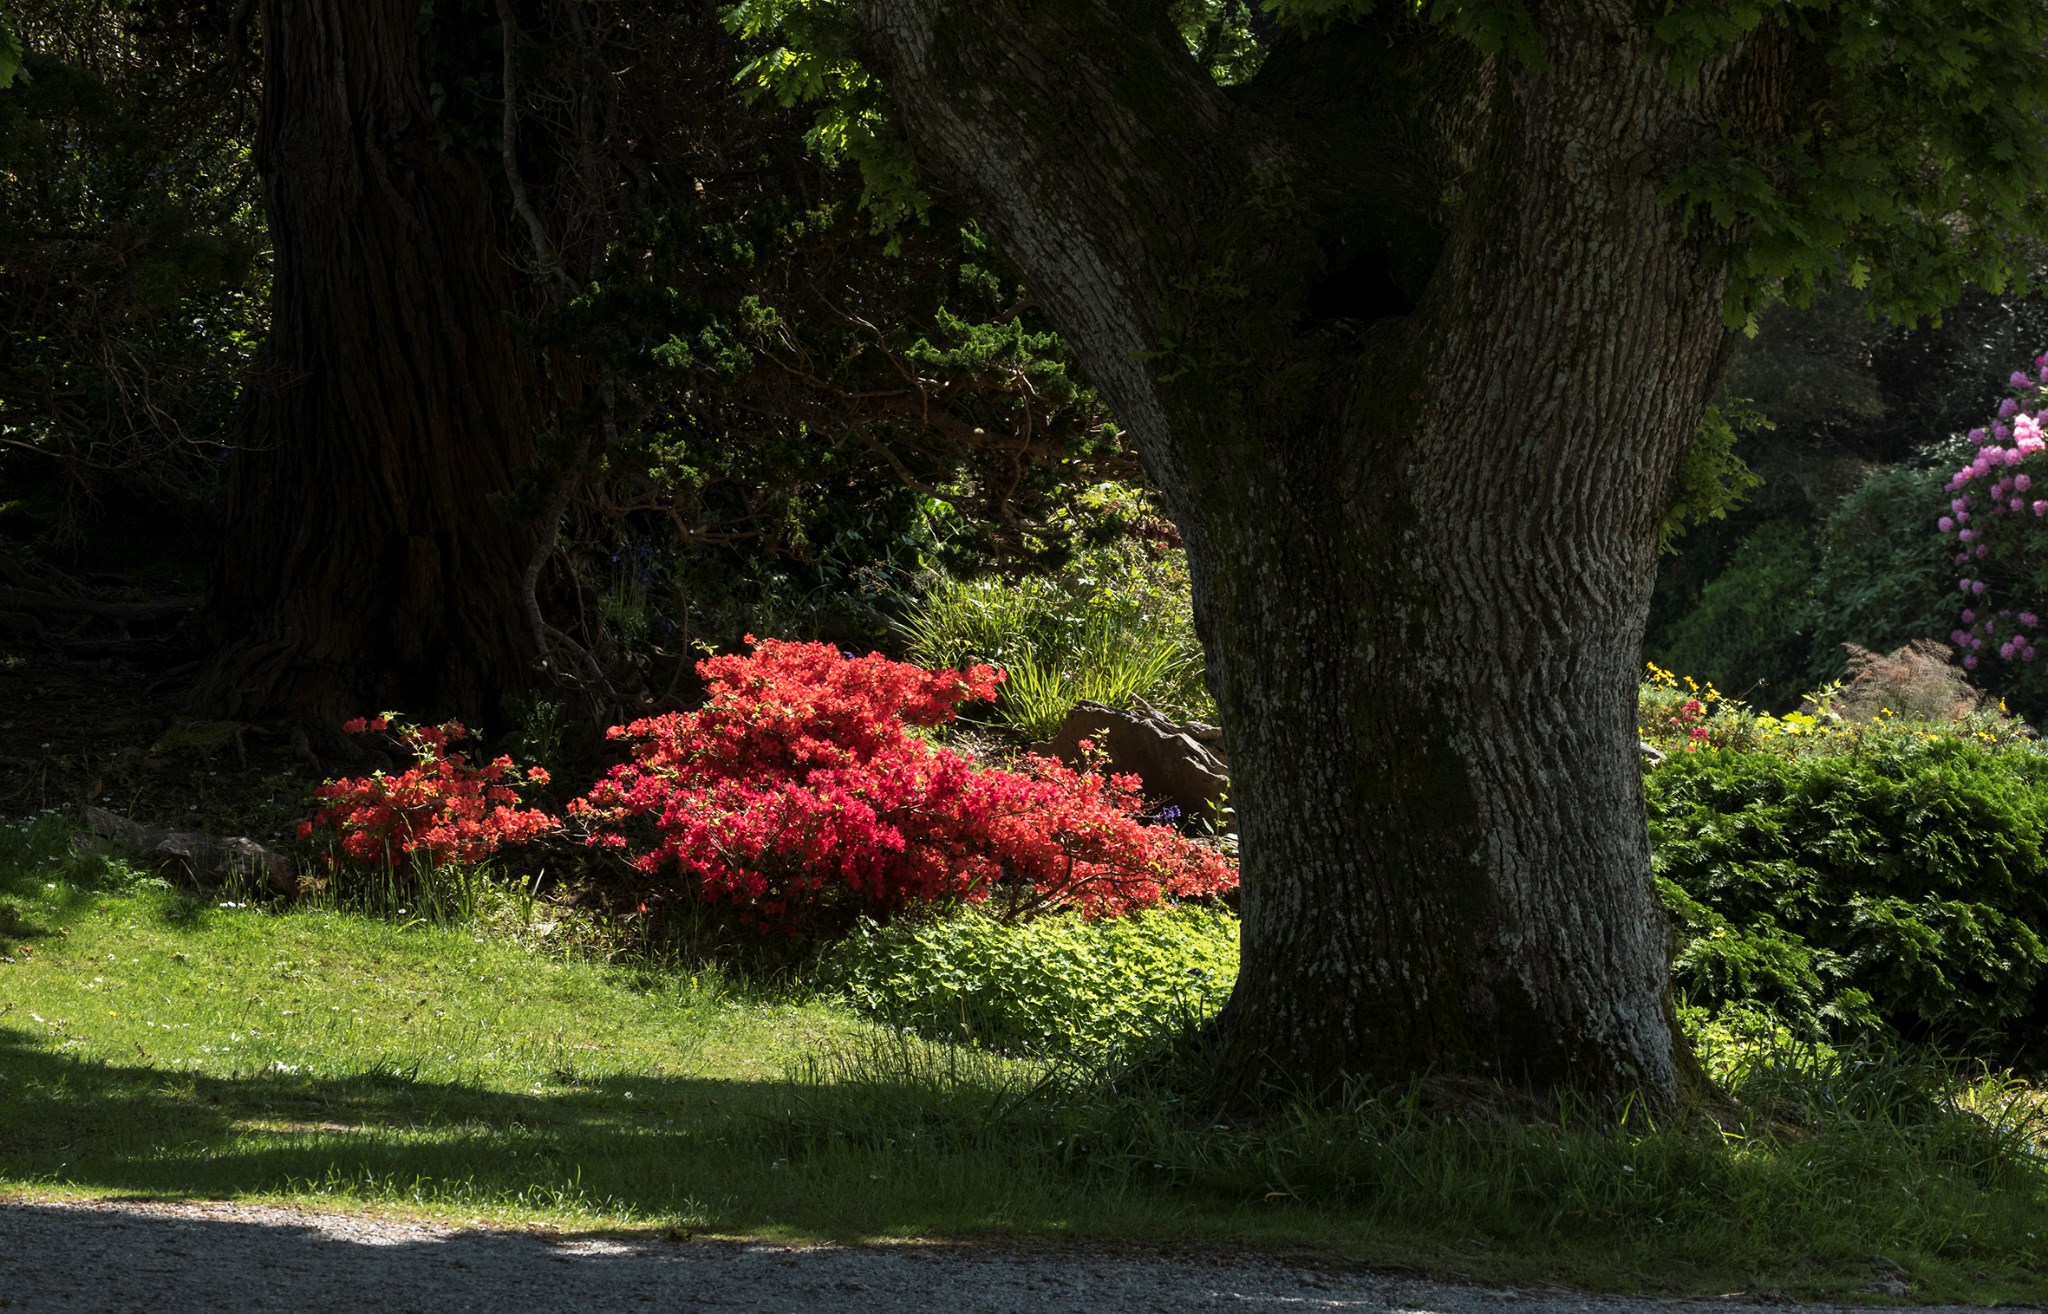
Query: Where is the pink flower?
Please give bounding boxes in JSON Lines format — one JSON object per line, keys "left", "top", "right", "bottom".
{"left": 1978, "top": 545, "right": 1991, "bottom": 558}
{"left": 1975, "top": 580, "right": 1988, "bottom": 594}
{"left": 2022, "top": 613, "right": 2038, "bottom": 627}
{"left": 2034, "top": 500, "right": 2047, "bottom": 516}
{"left": 1971, "top": 427, "right": 1989, "bottom": 445}
{"left": 2016, "top": 413, "right": 2045, "bottom": 452}
{"left": 1961, "top": 578, "right": 1976, "bottom": 593}
{"left": 2011, "top": 371, "right": 2033, "bottom": 390}
{"left": 2018, "top": 475, "right": 2033, "bottom": 492}
{"left": 1963, "top": 609, "right": 1977, "bottom": 624}
{"left": 2002, "top": 398, "right": 2021, "bottom": 418}
{"left": 1939, "top": 516, "right": 1956, "bottom": 533}
{"left": 1966, "top": 655, "right": 1980, "bottom": 669}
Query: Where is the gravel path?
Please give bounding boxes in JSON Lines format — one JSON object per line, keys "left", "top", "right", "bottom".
{"left": 1, "top": 1199, "right": 2037, "bottom": 1314}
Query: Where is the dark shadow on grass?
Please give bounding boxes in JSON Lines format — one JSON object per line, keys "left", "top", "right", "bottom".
{"left": 0, "top": 840, "right": 222, "bottom": 956}
{"left": 0, "top": 1025, "right": 1097, "bottom": 1240}
{"left": 5, "top": 1025, "right": 2048, "bottom": 1305}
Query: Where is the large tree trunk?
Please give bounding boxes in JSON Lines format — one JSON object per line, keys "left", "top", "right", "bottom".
{"left": 191, "top": 0, "right": 546, "bottom": 725}
{"left": 859, "top": 2, "right": 1792, "bottom": 1108}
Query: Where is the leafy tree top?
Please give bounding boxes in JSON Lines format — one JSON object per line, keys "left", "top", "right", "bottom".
{"left": 730, "top": 0, "right": 2048, "bottom": 328}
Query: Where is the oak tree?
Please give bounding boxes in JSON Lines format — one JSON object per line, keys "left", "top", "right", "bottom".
{"left": 847, "top": 0, "right": 2048, "bottom": 1106}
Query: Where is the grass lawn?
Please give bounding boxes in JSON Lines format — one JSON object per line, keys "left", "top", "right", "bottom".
{"left": 2, "top": 813, "right": 2045, "bottom": 1304}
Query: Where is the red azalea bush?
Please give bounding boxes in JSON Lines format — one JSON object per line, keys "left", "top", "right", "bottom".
{"left": 299, "top": 716, "right": 560, "bottom": 867}
{"left": 567, "top": 637, "right": 1237, "bottom": 933}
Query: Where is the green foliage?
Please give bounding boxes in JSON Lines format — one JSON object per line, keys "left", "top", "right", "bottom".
{"left": 1804, "top": 465, "right": 1959, "bottom": 687}
{"left": 1651, "top": 460, "right": 1993, "bottom": 715}
{"left": 0, "top": 809, "right": 153, "bottom": 907}
{"left": 0, "top": 1, "right": 264, "bottom": 535}
{"left": 554, "top": 180, "right": 1129, "bottom": 653}
{"left": 823, "top": 904, "right": 1239, "bottom": 1060}
{"left": 1649, "top": 740, "right": 2048, "bottom": 1062}
{"left": 730, "top": 0, "right": 1271, "bottom": 221}
{"left": 0, "top": 7, "right": 21, "bottom": 91}
{"left": 1661, "top": 399, "right": 1768, "bottom": 550}
{"left": 723, "top": 0, "right": 928, "bottom": 236}
{"left": 1649, "top": 518, "right": 1814, "bottom": 706}
{"left": 1655, "top": 2, "right": 2048, "bottom": 326}
{"left": 899, "top": 500, "right": 1212, "bottom": 739}
{"left": 1168, "top": 0, "right": 1266, "bottom": 83}
{"left": 1264, "top": 3, "right": 2048, "bottom": 329}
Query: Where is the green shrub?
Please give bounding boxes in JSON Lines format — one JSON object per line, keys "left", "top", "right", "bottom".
{"left": 1803, "top": 465, "right": 1958, "bottom": 689}
{"left": 1649, "top": 740, "right": 2048, "bottom": 1064}
{"left": 898, "top": 534, "right": 1210, "bottom": 739}
{"left": 822, "top": 904, "right": 1238, "bottom": 1059}
{"left": 1650, "top": 518, "right": 1816, "bottom": 707}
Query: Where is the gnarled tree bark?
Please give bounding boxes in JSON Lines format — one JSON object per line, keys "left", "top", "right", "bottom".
{"left": 191, "top": 0, "right": 546, "bottom": 725}
{"left": 857, "top": 2, "right": 1793, "bottom": 1108}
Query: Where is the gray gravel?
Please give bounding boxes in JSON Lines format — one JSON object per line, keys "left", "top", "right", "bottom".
{"left": 0, "top": 1199, "right": 2037, "bottom": 1314}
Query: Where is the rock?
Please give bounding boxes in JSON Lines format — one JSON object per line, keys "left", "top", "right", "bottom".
{"left": 1032, "top": 700, "right": 1231, "bottom": 829}
{"left": 80, "top": 806, "right": 299, "bottom": 895}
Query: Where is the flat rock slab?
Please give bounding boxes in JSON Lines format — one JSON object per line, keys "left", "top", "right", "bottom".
{"left": 0, "top": 1199, "right": 2033, "bottom": 1314}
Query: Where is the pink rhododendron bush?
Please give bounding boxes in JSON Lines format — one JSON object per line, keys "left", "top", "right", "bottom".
{"left": 304, "top": 640, "right": 1237, "bottom": 935}
{"left": 1939, "top": 352, "right": 2048, "bottom": 693}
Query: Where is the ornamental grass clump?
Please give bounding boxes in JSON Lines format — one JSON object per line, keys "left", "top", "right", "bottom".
{"left": 567, "top": 638, "right": 1236, "bottom": 934}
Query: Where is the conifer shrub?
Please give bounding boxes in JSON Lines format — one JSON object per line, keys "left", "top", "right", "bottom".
{"left": 1649, "top": 739, "right": 2048, "bottom": 1064}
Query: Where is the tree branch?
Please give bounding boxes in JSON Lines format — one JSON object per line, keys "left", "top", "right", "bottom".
{"left": 856, "top": 0, "right": 1252, "bottom": 431}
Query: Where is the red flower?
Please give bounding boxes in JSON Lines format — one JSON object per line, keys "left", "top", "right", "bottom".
{"left": 567, "top": 638, "right": 1235, "bottom": 935}
{"left": 302, "top": 717, "right": 560, "bottom": 868}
